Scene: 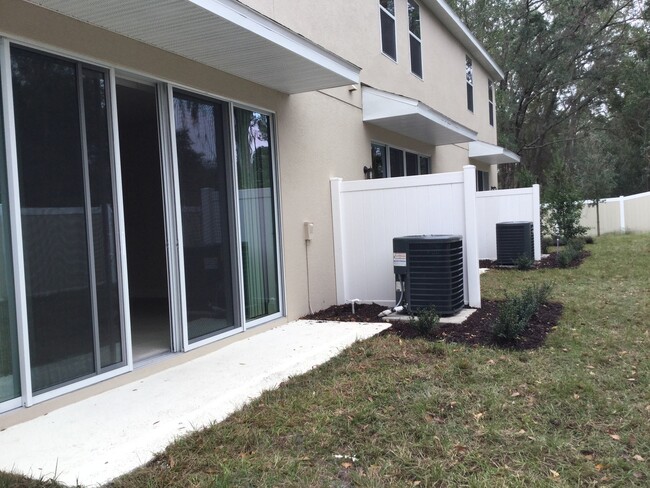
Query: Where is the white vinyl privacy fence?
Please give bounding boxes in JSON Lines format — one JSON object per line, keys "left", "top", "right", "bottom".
{"left": 476, "top": 186, "right": 541, "bottom": 261}
{"left": 330, "top": 167, "right": 542, "bottom": 309}
{"left": 581, "top": 191, "right": 650, "bottom": 235}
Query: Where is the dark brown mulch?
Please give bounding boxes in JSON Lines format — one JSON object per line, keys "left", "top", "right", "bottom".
{"left": 382, "top": 300, "right": 563, "bottom": 350}
{"left": 480, "top": 250, "right": 591, "bottom": 270}
{"left": 302, "top": 301, "right": 564, "bottom": 350}
{"left": 302, "top": 303, "right": 388, "bottom": 324}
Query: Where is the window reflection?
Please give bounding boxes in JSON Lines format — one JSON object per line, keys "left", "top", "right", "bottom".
{"left": 173, "top": 92, "right": 234, "bottom": 341}
{"left": 234, "top": 108, "right": 279, "bottom": 321}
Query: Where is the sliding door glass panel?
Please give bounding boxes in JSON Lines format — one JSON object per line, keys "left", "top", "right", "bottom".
{"left": 82, "top": 68, "right": 122, "bottom": 368}
{"left": 371, "top": 144, "right": 386, "bottom": 179}
{"left": 233, "top": 108, "right": 279, "bottom": 321}
{"left": 0, "top": 72, "right": 20, "bottom": 403}
{"left": 405, "top": 152, "right": 418, "bottom": 176}
{"left": 12, "top": 48, "right": 95, "bottom": 391}
{"left": 173, "top": 92, "right": 233, "bottom": 341}
{"left": 389, "top": 147, "right": 404, "bottom": 177}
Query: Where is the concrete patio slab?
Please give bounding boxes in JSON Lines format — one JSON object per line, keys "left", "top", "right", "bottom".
{"left": 0, "top": 320, "right": 390, "bottom": 487}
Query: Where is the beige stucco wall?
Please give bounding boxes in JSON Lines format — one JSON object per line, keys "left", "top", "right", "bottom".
{"left": 1, "top": 0, "right": 503, "bottom": 324}
{"left": 241, "top": 0, "right": 499, "bottom": 149}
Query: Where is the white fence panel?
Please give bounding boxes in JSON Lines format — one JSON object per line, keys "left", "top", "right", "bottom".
{"left": 475, "top": 185, "right": 541, "bottom": 260}
{"left": 580, "top": 191, "right": 650, "bottom": 235}
{"left": 331, "top": 167, "right": 480, "bottom": 308}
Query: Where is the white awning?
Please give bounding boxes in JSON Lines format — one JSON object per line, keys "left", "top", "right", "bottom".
{"left": 362, "top": 86, "right": 477, "bottom": 146}
{"left": 24, "top": 0, "right": 360, "bottom": 94}
{"left": 469, "top": 141, "right": 520, "bottom": 165}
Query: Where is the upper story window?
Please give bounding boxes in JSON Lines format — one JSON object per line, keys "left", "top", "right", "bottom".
{"left": 466, "top": 55, "right": 474, "bottom": 112}
{"left": 488, "top": 79, "right": 495, "bottom": 126}
{"left": 371, "top": 143, "right": 430, "bottom": 178}
{"left": 408, "top": 0, "right": 422, "bottom": 78}
{"left": 380, "top": 0, "right": 397, "bottom": 61}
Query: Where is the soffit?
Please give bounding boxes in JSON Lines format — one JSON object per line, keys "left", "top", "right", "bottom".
{"left": 23, "top": 0, "right": 360, "bottom": 94}
{"left": 362, "top": 86, "right": 477, "bottom": 146}
{"left": 469, "top": 141, "right": 520, "bottom": 165}
{"left": 422, "top": 0, "right": 504, "bottom": 81}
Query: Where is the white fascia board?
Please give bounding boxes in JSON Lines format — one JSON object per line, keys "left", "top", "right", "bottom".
{"left": 469, "top": 141, "right": 520, "bottom": 165}
{"left": 23, "top": 0, "right": 360, "bottom": 93}
{"left": 189, "top": 0, "right": 360, "bottom": 84}
{"left": 362, "top": 86, "right": 477, "bottom": 145}
{"left": 422, "top": 0, "right": 504, "bottom": 81}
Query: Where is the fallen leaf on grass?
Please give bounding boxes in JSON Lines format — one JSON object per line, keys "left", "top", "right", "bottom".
{"left": 511, "top": 392, "right": 521, "bottom": 397}
{"left": 550, "top": 469, "right": 560, "bottom": 478}
{"left": 595, "top": 464, "right": 606, "bottom": 472}
{"left": 341, "top": 462, "right": 353, "bottom": 469}
{"left": 633, "top": 455, "right": 645, "bottom": 462}
{"left": 609, "top": 434, "right": 621, "bottom": 441}
{"left": 473, "top": 412, "right": 485, "bottom": 420}
{"left": 573, "top": 394, "right": 580, "bottom": 400}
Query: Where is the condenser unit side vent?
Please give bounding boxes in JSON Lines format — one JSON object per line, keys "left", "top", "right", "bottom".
{"left": 496, "top": 222, "right": 534, "bottom": 265}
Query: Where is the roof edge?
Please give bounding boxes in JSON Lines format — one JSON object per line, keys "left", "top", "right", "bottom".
{"left": 423, "top": 0, "right": 504, "bottom": 81}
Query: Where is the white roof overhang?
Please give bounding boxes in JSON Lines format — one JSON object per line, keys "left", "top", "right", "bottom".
{"left": 469, "top": 141, "right": 520, "bottom": 165}
{"left": 422, "top": 0, "right": 504, "bottom": 81}
{"left": 362, "top": 86, "right": 477, "bottom": 146}
{"left": 23, "top": 0, "right": 360, "bottom": 94}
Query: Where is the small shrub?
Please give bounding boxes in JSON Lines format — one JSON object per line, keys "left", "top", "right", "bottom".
{"left": 585, "top": 235, "right": 595, "bottom": 245}
{"left": 557, "top": 244, "right": 580, "bottom": 268}
{"left": 567, "top": 237, "right": 585, "bottom": 252}
{"left": 410, "top": 306, "right": 440, "bottom": 336}
{"left": 492, "top": 282, "right": 553, "bottom": 341}
{"left": 516, "top": 254, "right": 535, "bottom": 270}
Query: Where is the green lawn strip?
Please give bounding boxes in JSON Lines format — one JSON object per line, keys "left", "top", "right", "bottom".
{"left": 2, "top": 234, "right": 648, "bottom": 487}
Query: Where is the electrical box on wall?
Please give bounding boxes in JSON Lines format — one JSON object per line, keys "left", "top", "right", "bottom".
{"left": 303, "top": 221, "right": 314, "bottom": 241}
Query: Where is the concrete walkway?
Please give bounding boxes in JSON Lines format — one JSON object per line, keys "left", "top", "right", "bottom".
{"left": 0, "top": 320, "right": 390, "bottom": 487}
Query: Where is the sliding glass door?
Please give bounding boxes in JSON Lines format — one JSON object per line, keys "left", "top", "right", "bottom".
{"left": 0, "top": 67, "right": 19, "bottom": 404}
{"left": 11, "top": 47, "right": 122, "bottom": 393}
{"left": 173, "top": 91, "right": 234, "bottom": 342}
{"left": 233, "top": 108, "right": 280, "bottom": 321}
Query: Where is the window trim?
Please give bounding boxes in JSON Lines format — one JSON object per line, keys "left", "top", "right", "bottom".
{"left": 379, "top": 1, "right": 398, "bottom": 62}
{"left": 466, "top": 55, "right": 474, "bottom": 113}
{"left": 408, "top": 0, "right": 423, "bottom": 79}
{"left": 371, "top": 141, "right": 431, "bottom": 178}
{"left": 488, "top": 79, "right": 495, "bottom": 127}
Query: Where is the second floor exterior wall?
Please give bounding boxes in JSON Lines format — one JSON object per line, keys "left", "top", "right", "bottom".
{"left": 240, "top": 0, "right": 501, "bottom": 147}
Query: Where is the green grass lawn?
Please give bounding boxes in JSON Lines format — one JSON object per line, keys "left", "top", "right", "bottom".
{"left": 3, "top": 233, "right": 649, "bottom": 487}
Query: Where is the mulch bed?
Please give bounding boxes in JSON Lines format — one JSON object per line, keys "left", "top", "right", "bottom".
{"left": 301, "top": 301, "right": 564, "bottom": 350}
{"left": 480, "top": 250, "right": 591, "bottom": 270}
{"left": 301, "top": 251, "right": 579, "bottom": 349}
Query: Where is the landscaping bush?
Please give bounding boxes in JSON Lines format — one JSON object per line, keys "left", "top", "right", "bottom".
{"left": 492, "top": 282, "right": 553, "bottom": 341}
{"left": 541, "top": 161, "right": 588, "bottom": 241}
{"left": 516, "top": 254, "right": 535, "bottom": 270}
{"left": 557, "top": 242, "right": 582, "bottom": 268}
{"left": 410, "top": 306, "right": 440, "bottom": 336}
{"left": 567, "top": 237, "right": 585, "bottom": 251}
{"left": 585, "top": 235, "right": 595, "bottom": 245}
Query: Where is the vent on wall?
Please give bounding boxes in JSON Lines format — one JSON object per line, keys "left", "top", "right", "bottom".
{"left": 496, "top": 222, "right": 534, "bottom": 265}
{"left": 393, "top": 235, "right": 464, "bottom": 316}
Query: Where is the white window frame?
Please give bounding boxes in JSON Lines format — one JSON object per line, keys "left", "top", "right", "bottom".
{"left": 408, "top": 0, "right": 423, "bottom": 78}
{"left": 488, "top": 79, "right": 495, "bottom": 126}
{"left": 371, "top": 141, "right": 431, "bottom": 178}
{"left": 379, "top": 1, "right": 397, "bottom": 62}
{"left": 466, "top": 55, "right": 474, "bottom": 113}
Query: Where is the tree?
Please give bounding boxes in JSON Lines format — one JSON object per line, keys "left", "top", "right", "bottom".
{"left": 448, "top": 0, "right": 647, "bottom": 195}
